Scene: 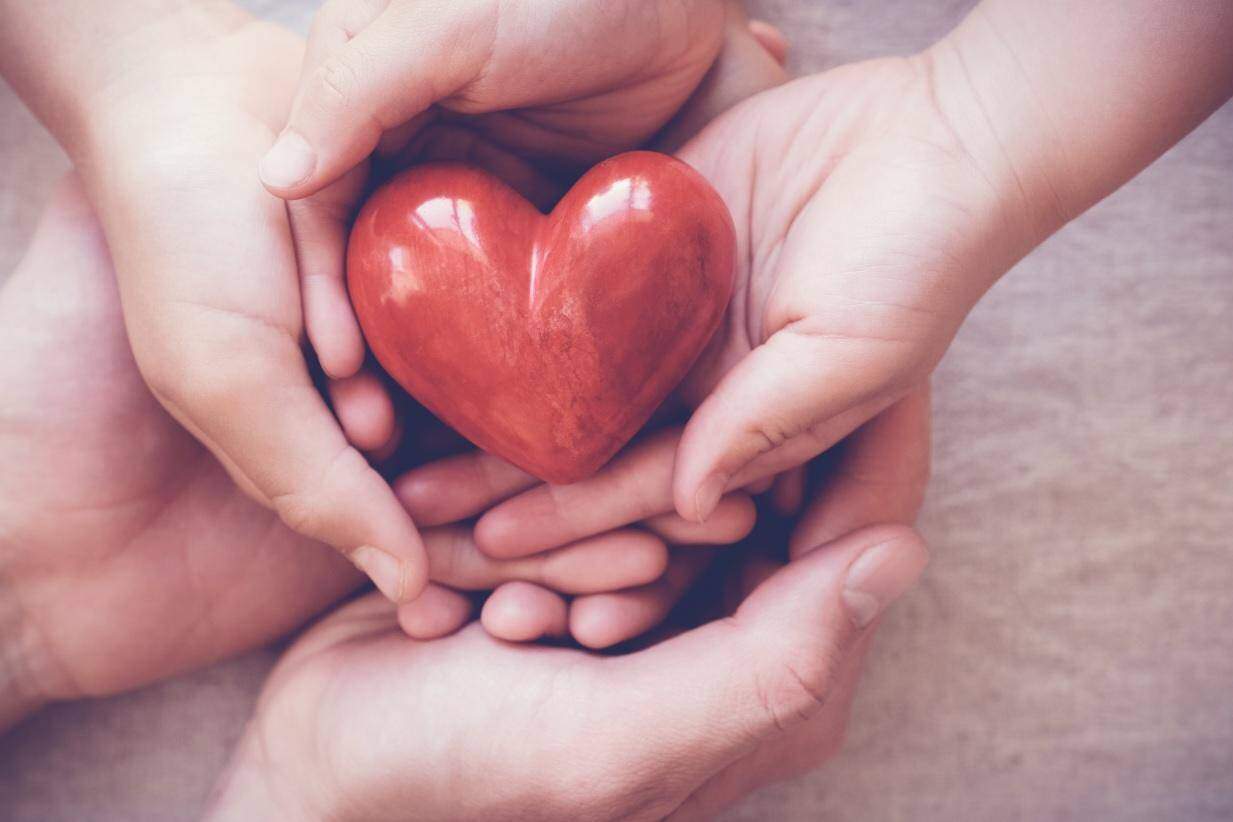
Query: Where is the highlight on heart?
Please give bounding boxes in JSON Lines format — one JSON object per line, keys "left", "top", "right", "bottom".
{"left": 1, "top": 1, "right": 1230, "bottom": 820}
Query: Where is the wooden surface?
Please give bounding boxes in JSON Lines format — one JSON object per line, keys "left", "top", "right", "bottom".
{"left": 2, "top": 1, "right": 1231, "bottom": 819}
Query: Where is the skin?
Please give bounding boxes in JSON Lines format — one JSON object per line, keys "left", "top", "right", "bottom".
{"left": 403, "top": 0, "right": 1233, "bottom": 565}
{"left": 0, "top": 175, "right": 356, "bottom": 728}
{"left": 0, "top": 180, "right": 749, "bottom": 731}
{"left": 0, "top": 4, "right": 937, "bottom": 818}
{"left": 0, "top": 0, "right": 765, "bottom": 605}
{"left": 264, "top": 0, "right": 763, "bottom": 397}
{"left": 0, "top": 5, "right": 435, "bottom": 602}
{"left": 665, "top": 0, "right": 1233, "bottom": 522}
{"left": 206, "top": 521, "right": 928, "bottom": 821}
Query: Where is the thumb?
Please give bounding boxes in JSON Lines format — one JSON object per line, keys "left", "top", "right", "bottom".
{"left": 259, "top": 1, "right": 487, "bottom": 199}
{"left": 610, "top": 524, "right": 927, "bottom": 784}
{"left": 674, "top": 320, "right": 916, "bottom": 522}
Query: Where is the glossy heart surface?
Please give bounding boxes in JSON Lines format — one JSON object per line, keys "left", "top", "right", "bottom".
{"left": 347, "top": 151, "right": 735, "bottom": 483}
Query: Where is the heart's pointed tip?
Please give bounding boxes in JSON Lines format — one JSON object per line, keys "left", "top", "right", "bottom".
{"left": 524, "top": 462, "right": 601, "bottom": 488}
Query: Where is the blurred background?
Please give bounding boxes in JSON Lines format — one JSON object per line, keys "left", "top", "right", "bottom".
{"left": 1, "top": 1, "right": 1230, "bottom": 819}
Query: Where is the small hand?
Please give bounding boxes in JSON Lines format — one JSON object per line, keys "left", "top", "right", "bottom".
{"left": 419, "top": 55, "right": 1016, "bottom": 545}
{"left": 72, "top": 14, "right": 430, "bottom": 601}
{"left": 666, "top": 55, "right": 1041, "bottom": 522}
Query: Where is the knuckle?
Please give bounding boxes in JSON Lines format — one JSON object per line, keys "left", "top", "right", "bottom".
{"left": 746, "top": 413, "right": 795, "bottom": 455}
{"left": 272, "top": 446, "right": 371, "bottom": 538}
{"left": 313, "top": 55, "right": 363, "bottom": 113}
{"left": 750, "top": 644, "right": 841, "bottom": 735}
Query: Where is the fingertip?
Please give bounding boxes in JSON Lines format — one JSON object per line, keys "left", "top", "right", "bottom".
{"left": 680, "top": 471, "right": 726, "bottom": 524}
{"left": 481, "top": 582, "right": 568, "bottom": 642}
{"left": 397, "top": 583, "right": 473, "bottom": 639}
{"left": 364, "top": 509, "right": 431, "bottom": 606}
{"left": 393, "top": 471, "right": 439, "bottom": 522}
{"left": 748, "top": 19, "right": 790, "bottom": 65}
{"left": 472, "top": 509, "right": 523, "bottom": 559}
{"left": 314, "top": 315, "right": 366, "bottom": 381}
{"left": 259, "top": 130, "right": 319, "bottom": 198}
{"left": 638, "top": 533, "right": 671, "bottom": 584}
{"left": 839, "top": 525, "right": 928, "bottom": 629}
{"left": 329, "top": 372, "right": 396, "bottom": 453}
{"left": 568, "top": 597, "right": 623, "bottom": 650}
{"left": 369, "top": 417, "right": 404, "bottom": 463}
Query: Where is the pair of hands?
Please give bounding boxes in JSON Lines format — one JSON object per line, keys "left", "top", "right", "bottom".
{"left": 51, "top": 0, "right": 989, "bottom": 605}
{"left": 1, "top": 177, "right": 928, "bottom": 818}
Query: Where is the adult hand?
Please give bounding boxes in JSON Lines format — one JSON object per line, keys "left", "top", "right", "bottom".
{"left": 206, "top": 523, "right": 927, "bottom": 821}
{"left": 0, "top": 180, "right": 693, "bottom": 730}
{"left": 0, "top": 177, "right": 355, "bottom": 729}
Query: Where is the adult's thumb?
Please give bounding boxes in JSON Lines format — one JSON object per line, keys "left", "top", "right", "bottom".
{"left": 612, "top": 524, "right": 927, "bottom": 783}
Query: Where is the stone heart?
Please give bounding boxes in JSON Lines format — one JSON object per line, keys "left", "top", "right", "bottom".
{"left": 347, "top": 151, "right": 735, "bottom": 484}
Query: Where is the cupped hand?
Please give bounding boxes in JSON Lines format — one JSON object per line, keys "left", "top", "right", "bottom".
{"left": 665, "top": 55, "right": 1038, "bottom": 521}
{"left": 0, "top": 180, "right": 684, "bottom": 726}
{"left": 206, "top": 521, "right": 926, "bottom": 822}
{"left": 72, "top": 13, "right": 430, "bottom": 602}
{"left": 0, "top": 177, "right": 357, "bottom": 722}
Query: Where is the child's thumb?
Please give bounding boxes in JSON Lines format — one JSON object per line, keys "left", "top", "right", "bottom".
{"left": 259, "top": 3, "right": 476, "bottom": 199}
{"left": 673, "top": 323, "right": 913, "bottom": 523}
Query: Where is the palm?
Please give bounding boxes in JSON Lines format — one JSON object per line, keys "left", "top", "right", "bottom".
{"left": 248, "top": 599, "right": 604, "bottom": 819}
{"left": 0, "top": 183, "right": 357, "bottom": 701}
{"left": 240, "top": 581, "right": 868, "bottom": 822}
{"left": 678, "top": 59, "right": 992, "bottom": 418}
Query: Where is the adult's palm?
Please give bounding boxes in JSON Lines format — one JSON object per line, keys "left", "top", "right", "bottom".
{"left": 207, "top": 522, "right": 926, "bottom": 822}
{"left": 0, "top": 180, "right": 359, "bottom": 710}
{"left": 74, "top": 13, "right": 429, "bottom": 602}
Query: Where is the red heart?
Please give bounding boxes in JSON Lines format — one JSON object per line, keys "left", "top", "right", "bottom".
{"left": 347, "top": 151, "right": 735, "bottom": 484}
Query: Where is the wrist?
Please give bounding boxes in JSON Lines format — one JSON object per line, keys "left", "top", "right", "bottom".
{"left": 917, "top": 12, "right": 1078, "bottom": 260}
{"left": 0, "top": 0, "right": 251, "bottom": 162}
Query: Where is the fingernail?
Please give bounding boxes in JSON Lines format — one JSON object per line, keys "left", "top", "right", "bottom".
{"left": 352, "top": 545, "right": 407, "bottom": 602}
{"left": 259, "top": 130, "right": 316, "bottom": 189}
{"left": 841, "top": 536, "right": 926, "bottom": 628}
{"left": 693, "top": 474, "right": 726, "bottom": 522}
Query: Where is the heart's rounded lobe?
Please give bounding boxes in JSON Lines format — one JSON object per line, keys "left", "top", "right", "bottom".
{"left": 347, "top": 151, "right": 735, "bottom": 484}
